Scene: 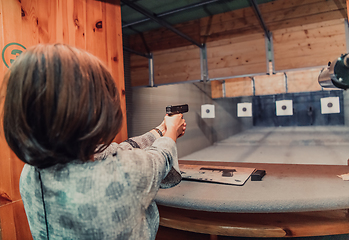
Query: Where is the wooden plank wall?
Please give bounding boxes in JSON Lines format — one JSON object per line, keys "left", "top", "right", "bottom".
{"left": 0, "top": 1, "right": 126, "bottom": 239}
{"left": 201, "top": 0, "right": 347, "bottom": 42}
{"left": 225, "top": 77, "right": 253, "bottom": 98}
{"left": 129, "top": 0, "right": 346, "bottom": 50}
{"left": 131, "top": 45, "right": 202, "bottom": 86}
{"left": 131, "top": 54, "right": 150, "bottom": 87}
{"left": 261, "top": 0, "right": 347, "bottom": 32}
{"left": 130, "top": 31, "right": 267, "bottom": 86}
{"left": 254, "top": 73, "right": 286, "bottom": 96}
{"left": 211, "top": 67, "right": 324, "bottom": 98}
{"left": 154, "top": 45, "right": 201, "bottom": 85}
{"left": 129, "top": 0, "right": 346, "bottom": 88}
{"left": 207, "top": 33, "right": 267, "bottom": 80}
{"left": 273, "top": 19, "right": 346, "bottom": 71}
{"left": 211, "top": 81, "right": 224, "bottom": 99}
{"left": 207, "top": 0, "right": 347, "bottom": 96}
{"left": 199, "top": 2, "right": 262, "bottom": 43}
{"left": 202, "top": 0, "right": 347, "bottom": 71}
{"left": 286, "top": 69, "right": 323, "bottom": 93}
{"left": 129, "top": 19, "right": 201, "bottom": 53}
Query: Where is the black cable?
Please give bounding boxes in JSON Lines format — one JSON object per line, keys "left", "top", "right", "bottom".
{"left": 37, "top": 170, "right": 50, "bottom": 240}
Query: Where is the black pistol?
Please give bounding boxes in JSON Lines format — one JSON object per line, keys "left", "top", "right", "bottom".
{"left": 166, "top": 104, "right": 189, "bottom": 116}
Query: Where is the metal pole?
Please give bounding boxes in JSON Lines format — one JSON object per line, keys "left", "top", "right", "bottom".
{"left": 269, "top": 32, "right": 275, "bottom": 74}
{"left": 148, "top": 53, "right": 154, "bottom": 87}
{"left": 251, "top": 77, "right": 255, "bottom": 96}
{"left": 200, "top": 44, "right": 209, "bottom": 81}
{"left": 284, "top": 72, "right": 288, "bottom": 93}
{"left": 249, "top": 0, "right": 270, "bottom": 41}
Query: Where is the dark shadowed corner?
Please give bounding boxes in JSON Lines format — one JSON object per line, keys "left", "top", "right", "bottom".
{"left": 96, "top": 0, "right": 119, "bottom": 5}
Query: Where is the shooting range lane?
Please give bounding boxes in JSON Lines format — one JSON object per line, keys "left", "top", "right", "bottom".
{"left": 156, "top": 126, "right": 349, "bottom": 213}
{"left": 181, "top": 126, "right": 349, "bottom": 165}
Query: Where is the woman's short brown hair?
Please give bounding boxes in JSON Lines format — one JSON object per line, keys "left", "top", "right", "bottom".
{"left": 2, "top": 43, "right": 123, "bottom": 169}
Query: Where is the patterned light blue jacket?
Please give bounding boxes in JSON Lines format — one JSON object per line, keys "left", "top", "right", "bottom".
{"left": 20, "top": 132, "right": 181, "bottom": 240}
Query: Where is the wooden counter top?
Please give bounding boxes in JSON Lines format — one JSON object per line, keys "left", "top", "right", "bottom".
{"left": 156, "top": 160, "right": 349, "bottom": 238}
{"left": 156, "top": 160, "right": 349, "bottom": 213}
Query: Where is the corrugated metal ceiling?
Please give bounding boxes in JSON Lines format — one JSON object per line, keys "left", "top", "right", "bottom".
{"left": 121, "top": 0, "right": 275, "bottom": 35}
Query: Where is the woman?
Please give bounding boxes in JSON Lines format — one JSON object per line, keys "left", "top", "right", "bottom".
{"left": 1, "top": 44, "right": 185, "bottom": 239}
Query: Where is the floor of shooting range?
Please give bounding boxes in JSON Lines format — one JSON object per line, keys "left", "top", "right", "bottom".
{"left": 181, "top": 126, "right": 349, "bottom": 165}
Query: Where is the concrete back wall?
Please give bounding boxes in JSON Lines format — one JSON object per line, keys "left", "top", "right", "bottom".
{"left": 127, "top": 82, "right": 253, "bottom": 158}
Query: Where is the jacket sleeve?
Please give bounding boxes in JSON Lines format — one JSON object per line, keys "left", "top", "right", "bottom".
{"left": 119, "top": 132, "right": 158, "bottom": 150}
{"left": 117, "top": 136, "right": 181, "bottom": 208}
{"left": 93, "top": 132, "right": 158, "bottom": 161}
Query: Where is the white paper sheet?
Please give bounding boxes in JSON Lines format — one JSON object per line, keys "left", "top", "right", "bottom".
{"left": 321, "top": 97, "right": 340, "bottom": 114}
{"left": 276, "top": 100, "right": 293, "bottom": 116}
{"left": 201, "top": 104, "right": 215, "bottom": 118}
{"left": 237, "top": 102, "right": 252, "bottom": 117}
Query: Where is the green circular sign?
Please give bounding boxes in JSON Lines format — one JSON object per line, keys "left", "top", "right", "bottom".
{"left": 2, "top": 42, "right": 26, "bottom": 68}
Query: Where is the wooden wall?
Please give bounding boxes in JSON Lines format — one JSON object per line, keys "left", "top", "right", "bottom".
{"left": 129, "top": 19, "right": 201, "bottom": 53}
{"left": 207, "top": 33, "right": 267, "bottom": 80}
{"left": 128, "top": 0, "right": 347, "bottom": 95}
{"left": 273, "top": 19, "right": 347, "bottom": 71}
{"left": 154, "top": 45, "right": 201, "bottom": 85}
{"left": 130, "top": 31, "right": 267, "bottom": 87}
{"left": 208, "top": 0, "right": 346, "bottom": 98}
{"left": 254, "top": 73, "right": 286, "bottom": 96}
{"left": 0, "top": 1, "right": 126, "bottom": 239}
{"left": 131, "top": 54, "right": 149, "bottom": 87}
{"left": 286, "top": 69, "right": 323, "bottom": 93}
{"left": 224, "top": 77, "right": 253, "bottom": 98}
{"left": 129, "top": 0, "right": 346, "bottom": 51}
{"left": 211, "top": 68, "right": 323, "bottom": 99}
{"left": 202, "top": 0, "right": 346, "bottom": 44}
{"left": 131, "top": 45, "right": 201, "bottom": 87}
